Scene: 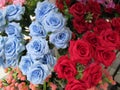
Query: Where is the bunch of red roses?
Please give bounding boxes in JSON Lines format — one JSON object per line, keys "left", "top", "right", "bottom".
{"left": 54, "top": 0, "right": 120, "bottom": 90}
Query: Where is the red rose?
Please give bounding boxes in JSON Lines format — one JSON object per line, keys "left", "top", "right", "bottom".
{"left": 54, "top": 55, "right": 77, "bottom": 81}
{"left": 71, "top": 32, "right": 77, "bottom": 40}
{"left": 73, "top": 19, "right": 93, "bottom": 34}
{"left": 56, "top": 0, "right": 71, "bottom": 11}
{"left": 69, "top": 2, "right": 86, "bottom": 19}
{"left": 85, "top": 22, "right": 93, "bottom": 31}
{"left": 93, "top": 19, "right": 111, "bottom": 34}
{"left": 65, "top": 79, "right": 87, "bottom": 90}
{"left": 104, "top": 7, "right": 114, "bottom": 14}
{"left": 73, "top": 19, "right": 87, "bottom": 34}
{"left": 100, "top": 29, "right": 119, "bottom": 49}
{"left": 95, "top": 47, "right": 116, "bottom": 67}
{"left": 111, "top": 17, "right": 120, "bottom": 30}
{"left": 69, "top": 39, "right": 92, "bottom": 65}
{"left": 86, "top": 0, "right": 101, "bottom": 19}
{"left": 82, "top": 63, "right": 102, "bottom": 88}
{"left": 111, "top": 18, "right": 120, "bottom": 44}
{"left": 82, "top": 31, "right": 103, "bottom": 49}
{"left": 115, "top": 4, "right": 120, "bottom": 14}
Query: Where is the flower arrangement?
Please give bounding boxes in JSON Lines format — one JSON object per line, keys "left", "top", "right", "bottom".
{"left": 0, "top": 0, "right": 120, "bottom": 90}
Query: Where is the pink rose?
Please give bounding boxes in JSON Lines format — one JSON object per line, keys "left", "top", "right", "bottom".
{"left": 0, "top": 0, "right": 6, "bottom": 8}
{"left": 13, "top": 0, "right": 25, "bottom": 5}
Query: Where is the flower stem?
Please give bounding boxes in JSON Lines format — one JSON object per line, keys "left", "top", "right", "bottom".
{"left": 43, "top": 81, "right": 46, "bottom": 90}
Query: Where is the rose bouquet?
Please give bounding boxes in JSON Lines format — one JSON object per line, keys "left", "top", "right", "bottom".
{"left": 0, "top": 0, "right": 120, "bottom": 90}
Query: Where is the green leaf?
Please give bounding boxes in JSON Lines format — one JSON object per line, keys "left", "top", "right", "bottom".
{"left": 76, "top": 73, "right": 82, "bottom": 80}
{"left": 2, "top": 82, "right": 9, "bottom": 86}
{"left": 2, "top": 79, "right": 7, "bottom": 83}
{"left": 12, "top": 72, "right": 18, "bottom": 79}
{"left": 115, "top": 13, "right": 120, "bottom": 17}
{"left": 8, "top": 67, "right": 12, "bottom": 71}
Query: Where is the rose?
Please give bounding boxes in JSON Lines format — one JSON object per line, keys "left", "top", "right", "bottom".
{"left": 82, "top": 31, "right": 103, "bottom": 48}
{"left": 6, "top": 4, "right": 25, "bottom": 21}
{"left": 77, "top": 0, "right": 87, "bottom": 4}
{"left": 69, "top": 39, "right": 92, "bottom": 65}
{"left": 39, "top": 53, "right": 56, "bottom": 70}
{"left": 13, "top": 0, "right": 26, "bottom": 5}
{"left": 72, "top": 19, "right": 87, "bottom": 34}
{"left": 5, "top": 22, "right": 22, "bottom": 39}
{"left": 100, "top": 29, "right": 119, "bottom": 49}
{"left": 93, "top": 19, "right": 111, "bottom": 34}
{"left": 5, "top": 37, "right": 25, "bottom": 59}
{"left": 55, "top": 0, "right": 64, "bottom": 11}
{"left": 82, "top": 63, "right": 102, "bottom": 88}
{"left": 78, "top": 0, "right": 106, "bottom": 4}
{"left": 69, "top": 2, "right": 86, "bottom": 19}
{"left": 115, "top": 5, "right": 120, "bottom": 14}
{"left": 0, "top": 9, "right": 6, "bottom": 27}
{"left": 111, "top": 18, "right": 120, "bottom": 48}
{"left": 111, "top": 17, "right": 120, "bottom": 31}
{"left": 26, "top": 37, "right": 49, "bottom": 59}
{"left": 56, "top": 0, "right": 71, "bottom": 11}
{"left": 54, "top": 55, "right": 77, "bottom": 81}
{"left": 4, "top": 37, "right": 25, "bottom": 67}
{"left": 65, "top": 79, "right": 87, "bottom": 90}
{"left": 95, "top": 47, "right": 116, "bottom": 67}
{"left": 0, "top": 57, "right": 4, "bottom": 67}
{"left": 42, "top": 11, "right": 66, "bottom": 33}
{"left": 72, "top": 18, "right": 93, "bottom": 34}
{"left": 0, "top": 36, "right": 6, "bottom": 67}
{"left": 0, "top": 0, "right": 6, "bottom": 8}
{"left": 5, "top": 58, "right": 18, "bottom": 67}
{"left": 49, "top": 27, "right": 72, "bottom": 49}
{"left": 19, "top": 55, "right": 33, "bottom": 75}
{"left": 0, "top": 36, "right": 6, "bottom": 57}
{"left": 27, "top": 62, "right": 50, "bottom": 84}
{"left": 86, "top": 0, "right": 101, "bottom": 19}
{"left": 29, "top": 21, "right": 46, "bottom": 38}
{"left": 35, "top": 1, "right": 57, "bottom": 22}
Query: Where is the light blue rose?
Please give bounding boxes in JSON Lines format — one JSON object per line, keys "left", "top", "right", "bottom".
{"left": 42, "top": 11, "right": 66, "bottom": 33}
{"left": 27, "top": 62, "right": 50, "bottom": 84}
{"left": 29, "top": 21, "right": 46, "bottom": 38}
{"left": 0, "top": 36, "right": 6, "bottom": 57}
{"left": 49, "top": 28, "right": 72, "bottom": 49}
{"left": 0, "top": 57, "right": 5, "bottom": 67}
{"left": 5, "top": 37, "right": 25, "bottom": 67}
{"left": 5, "top": 58, "right": 18, "bottom": 67}
{"left": 35, "top": 1, "right": 57, "bottom": 22}
{"left": 6, "top": 4, "right": 25, "bottom": 21}
{"left": 19, "top": 55, "right": 34, "bottom": 75}
{"left": 0, "top": 9, "right": 6, "bottom": 27}
{"left": 26, "top": 37, "right": 49, "bottom": 59}
{"left": 5, "top": 22, "right": 22, "bottom": 39}
{"left": 39, "top": 53, "right": 56, "bottom": 70}
{"left": 0, "top": 25, "right": 6, "bottom": 32}
{"left": 0, "top": 36, "right": 6, "bottom": 67}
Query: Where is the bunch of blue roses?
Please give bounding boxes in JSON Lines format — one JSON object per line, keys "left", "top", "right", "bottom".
{"left": 0, "top": 0, "right": 72, "bottom": 85}
{"left": 19, "top": 0, "right": 72, "bottom": 84}
{"left": 0, "top": 4, "right": 25, "bottom": 67}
